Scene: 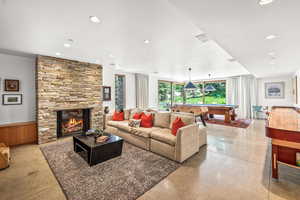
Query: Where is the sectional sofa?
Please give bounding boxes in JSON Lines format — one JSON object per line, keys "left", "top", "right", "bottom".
{"left": 104, "top": 109, "right": 207, "bottom": 163}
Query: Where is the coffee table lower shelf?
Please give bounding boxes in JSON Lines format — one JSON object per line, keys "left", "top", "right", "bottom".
{"left": 73, "top": 134, "right": 123, "bottom": 166}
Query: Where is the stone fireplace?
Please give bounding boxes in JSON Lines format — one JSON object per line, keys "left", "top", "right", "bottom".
{"left": 36, "top": 56, "right": 103, "bottom": 144}
{"left": 56, "top": 108, "right": 90, "bottom": 138}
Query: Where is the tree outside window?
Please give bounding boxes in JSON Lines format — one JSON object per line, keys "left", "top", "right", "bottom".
{"left": 158, "top": 80, "right": 226, "bottom": 110}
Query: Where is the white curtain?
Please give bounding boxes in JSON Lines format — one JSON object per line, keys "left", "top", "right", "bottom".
{"left": 227, "top": 75, "right": 257, "bottom": 119}
{"left": 135, "top": 73, "right": 149, "bottom": 109}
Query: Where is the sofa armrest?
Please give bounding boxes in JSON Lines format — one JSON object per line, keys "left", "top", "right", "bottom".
{"left": 104, "top": 114, "right": 113, "bottom": 129}
{"left": 175, "top": 124, "right": 200, "bottom": 163}
{"left": 198, "top": 124, "right": 207, "bottom": 147}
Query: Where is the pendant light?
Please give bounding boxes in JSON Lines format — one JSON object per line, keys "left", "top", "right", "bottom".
{"left": 204, "top": 74, "right": 216, "bottom": 92}
{"left": 184, "top": 67, "right": 197, "bottom": 90}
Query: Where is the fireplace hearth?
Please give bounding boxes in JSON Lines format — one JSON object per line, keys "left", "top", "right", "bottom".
{"left": 57, "top": 109, "right": 90, "bottom": 138}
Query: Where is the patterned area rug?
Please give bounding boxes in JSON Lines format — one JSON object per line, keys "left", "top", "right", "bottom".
{"left": 206, "top": 118, "right": 252, "bottom": 128}
{"left": 40, "top": 140, "right": 180, "bottom": 200}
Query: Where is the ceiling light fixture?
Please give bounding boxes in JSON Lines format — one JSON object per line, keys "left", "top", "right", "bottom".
{"left": 266, "top": 35, "right": 277, "bottom": 40}
{"left": 89, "top": 16, "right": 100, "bottom": 23}
{"left": 204, "top": 74, "right": 216, "bottom": 92}
{"left": 64, "top": 43, "right": 71, "bottom": 48}
{"left": 63, "top": 39, "right": 74, "bottom": 48}
{"left": 55, "top": 52, "right": 61, "bottom": 56}
{"left": 268, "top": 52, "right": 276, "bottom": 58}
{"left": 259, "top": 0, "right": 274, "bottom": 6}
{"left": 144, "top": 40, "right": 150, "bottom": 44}
{"left": 228, "top": 58, "right": 236, "bottom": 62}
{"left": 109, "top": 54, "right": 114, "bottom": 58}
{"left": 184, "top": 67, "right": 197, "bottom": 91}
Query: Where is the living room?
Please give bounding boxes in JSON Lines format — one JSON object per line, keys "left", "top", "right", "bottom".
{"left": 1, "top": 1, "right": 300, "bottom": 200}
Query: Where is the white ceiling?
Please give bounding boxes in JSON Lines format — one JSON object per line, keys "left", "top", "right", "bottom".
{"left": 2, "top": 0, "right": 292, "bottom": 81}
{"left": 169, "top": 0, "right": 300, "bottom": 78}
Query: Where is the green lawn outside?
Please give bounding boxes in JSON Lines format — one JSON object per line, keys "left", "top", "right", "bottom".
{"left": 159, "top": 96, "right": 226, "bottom": 110}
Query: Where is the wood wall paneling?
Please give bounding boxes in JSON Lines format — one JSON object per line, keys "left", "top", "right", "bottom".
{"left": 0, "top": 122, "right": 37, "bottom": 146}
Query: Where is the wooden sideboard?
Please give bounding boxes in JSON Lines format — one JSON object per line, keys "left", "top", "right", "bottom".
{"left": 0, "top": 121, "right": 37, "bottom": 146}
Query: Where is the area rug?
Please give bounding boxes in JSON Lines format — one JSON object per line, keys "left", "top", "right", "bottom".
{"left": 40, "top": 141, "right": 180, "bottom": 200}
{"left": 206, "top": 118, "right": 252, "bottom": 128}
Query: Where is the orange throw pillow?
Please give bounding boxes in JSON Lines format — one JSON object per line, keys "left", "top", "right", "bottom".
{"left": 140, "top": 113, "right": 153, "bottom": 128}
{"left": 112, "top": 111, "right": 124, "bottom": 121}
{"left": 171, "top": 117, "right": 185, "bottom": 136}
{"left": 133, "top": 112, "right": 142, "bottom": 120}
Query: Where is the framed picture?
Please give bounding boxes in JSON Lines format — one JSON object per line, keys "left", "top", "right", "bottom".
{"left": 5, "top": 79, "right": 20, "bottom": 91}
{"left": 2, "top": 94, "right": 22, "bottom": 105}
{"left": 265, "top": 82, "right": 285, "bottom": 99}
{"left": 103, "top": 86, "right": 111, "bottom": 101}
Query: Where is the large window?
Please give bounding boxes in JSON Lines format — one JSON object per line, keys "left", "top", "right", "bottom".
{"left": 172, "top": 83, "right": 185, "bottom": 104}
{"left": 158, "top": 81, "right": 172, "bottom": 110}
{"left": 203, "top": 81, "right": 226, "bottom": 104}
{"left": 158, "top": 80, "right": 226, "bottom": 110}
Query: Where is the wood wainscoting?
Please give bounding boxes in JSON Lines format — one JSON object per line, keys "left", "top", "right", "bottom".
{"left": 0, "top": 121, "right": 37, "bottom": 146}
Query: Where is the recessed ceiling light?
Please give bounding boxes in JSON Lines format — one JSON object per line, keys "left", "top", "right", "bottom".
{"left": 144, "top": 40, "right": 150, "bottom": 44}
{"left": 109, "top": 54, "right": 114, "bottom": 58}
{"left": 64, "top": 39, "right": 73, "bottom": 48}
{"left": 64, "top": 43, "right": 71, "bottom": 48}
{"left": 259, "top": 0, "right": 274, "bottom": 6}
{"left": 89, "top": 16, "right": 100, "bottom": 23}
{"left": 266, "top": 35, "right": 277, "bottom": 40}
{"left": 55, "top": 52, "right": 61, "bottom": 56}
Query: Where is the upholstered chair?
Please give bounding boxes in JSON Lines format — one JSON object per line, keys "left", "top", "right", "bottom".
{"left": 0, "top": 143, "right": 10, "bottom": 170}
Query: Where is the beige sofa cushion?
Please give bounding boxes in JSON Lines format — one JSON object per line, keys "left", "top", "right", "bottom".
{"left": 124, "top": 109, "right": 131, "bottom": 120}
{"left": 169, "top": 113, "right": 195, "bottom": 129}
{"left": 151, "top": 128, "right": 176, "bottom": 146}
{"left": 131, "top": 127, "right": 160, "bottom": 138}
{"left": 107, "top": 120, "right": 131, "bottom": 132}
{"left": 154, "top": 112, "right": 170, "bottom": 128}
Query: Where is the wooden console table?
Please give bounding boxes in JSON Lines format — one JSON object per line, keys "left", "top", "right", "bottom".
{"left": 266, "top": 106, "right": 300, "bottom": 179}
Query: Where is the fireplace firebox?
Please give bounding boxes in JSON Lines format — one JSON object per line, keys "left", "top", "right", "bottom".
{"left": 57, "top": 109, "right": 90, "bottom": 138}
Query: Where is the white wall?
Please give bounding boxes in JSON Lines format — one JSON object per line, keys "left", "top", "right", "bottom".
{"left": 257, "top": 75, "right": 293, "bottom": 107}
{"left": 102, "top": 66, "right": 136, "bottom": 111}
{"left": 0, "top": 53, "right": 36, "bottom": 125}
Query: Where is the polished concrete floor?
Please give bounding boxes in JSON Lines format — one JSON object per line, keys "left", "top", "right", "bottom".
{"left": 1, "top": 120, "right": 300, "bottom": 200}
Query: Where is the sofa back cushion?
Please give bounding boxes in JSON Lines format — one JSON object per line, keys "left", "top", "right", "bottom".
{"left": 112, "top": 111, "right": 124, "bottom": 121}
{"left": 154, "top": 112, "right": 171, "bottom": 128}
{"left": 140, "top": 113, "right": 153, "bottom": 128}
{"left": 129, "top": 108, "right": 143, "bottom": 119}
{"left": 169, "top": 113, "right": 195, "bottom": 129}
{"left": 124, "top": 109, "right": 131, "bottom": 120}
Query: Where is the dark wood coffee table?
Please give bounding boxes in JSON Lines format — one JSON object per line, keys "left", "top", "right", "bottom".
{"left": 73, "top": 133, "right": 123, "bottom": 166}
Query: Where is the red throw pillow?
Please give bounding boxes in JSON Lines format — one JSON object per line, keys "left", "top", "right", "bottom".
{"left": 140, "top": 113, "right": 153, "bottom": 128}
{"left": 112, "top": 111, "right": 124, "bottom": 121}
{"left": 171, "top": 117, "right": 185, "bottom": 136}
{"left": 133, "top": 112, "right": 142, "bottom": 120}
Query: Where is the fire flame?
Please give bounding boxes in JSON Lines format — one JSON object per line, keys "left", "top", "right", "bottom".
{"left": 67, "top": 118, "right": 83, "bottom": 127}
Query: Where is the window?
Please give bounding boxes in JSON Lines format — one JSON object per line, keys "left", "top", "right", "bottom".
{"left": 158, "top": 81, "right": 172, "bottom": 110}
{"left": 172, "top": 83, "right": 185, "bottom": 104}
{"left": 158, "top": 80, "right": 226, "bottom": 109}
{"left": 203, "top": 81, "right": 226, "bottom": 104}
{"left": 115, "top": 75, "right": 126, "bottom": 110}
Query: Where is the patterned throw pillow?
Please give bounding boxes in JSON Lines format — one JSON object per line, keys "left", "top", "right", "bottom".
{"left": 128, "top": 119, "right": 141, "bottom": 128}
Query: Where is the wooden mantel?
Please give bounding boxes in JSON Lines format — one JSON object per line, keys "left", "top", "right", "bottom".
{"left": 0, "top": 121, "right": 37, "bottom": 146}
